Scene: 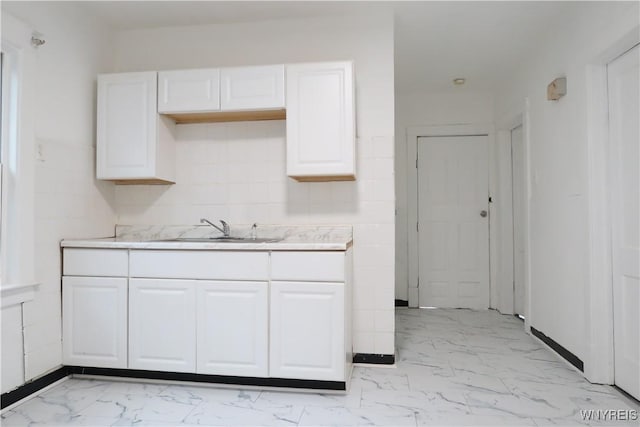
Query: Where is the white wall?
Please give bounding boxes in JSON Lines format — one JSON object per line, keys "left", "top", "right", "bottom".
{"left": 0, "top": 2, "right": 116, "bottom": 391}
{"left": 495, "top": 2, "right": 639, "bottom": 368}
{"left": 394, "top": 91, "right": 495, "bottom": 300}
{"left": 112, "top": 13, "right": 396, "bottom": 355}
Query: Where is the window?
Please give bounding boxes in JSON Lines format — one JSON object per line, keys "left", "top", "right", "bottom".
{"left": 1, "top": 12, "right": 38, "bottom": 306}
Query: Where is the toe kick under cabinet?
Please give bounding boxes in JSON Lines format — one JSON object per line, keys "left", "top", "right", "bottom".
{"left": 62, "top": 247, "right": 352, "bottom": 388}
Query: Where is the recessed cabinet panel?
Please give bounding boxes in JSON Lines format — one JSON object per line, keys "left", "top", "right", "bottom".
{"left": 63, "top": 276, "right": 127, "bottom": 368}
{"left": 270, "top": 281, "right": 345, "bottom": 381}
{"left": 158, "top": 69, "right": 221, "bottom": 113}
{"left": 220, "top": 65, "right": 285, "bottom": 111}
{"left": 197, "top": 281, "right": 268, "bottom": 377}
{"left": 129, "top": 278, "right": 196, "bottom": 372}
{"left": 286, "top": 61, "right": 355, "bottom": 181}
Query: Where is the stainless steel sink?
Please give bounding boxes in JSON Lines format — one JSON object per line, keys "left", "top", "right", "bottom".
{"left": 158, "top": 237, "right": 282, "bottom": 243}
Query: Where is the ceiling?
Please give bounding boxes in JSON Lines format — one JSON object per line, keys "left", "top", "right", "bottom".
{"left": 62, "top": 1, "right": 591, "bottom": 93}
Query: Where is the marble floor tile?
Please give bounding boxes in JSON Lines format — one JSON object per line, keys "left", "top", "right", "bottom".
{"left": 350, "top": 366, "right": 411, "bottom": 391}
{"left": 184, "top": 400, "right": 304, "bottom": 426}
{"left": 297, "top": 405, "right": 417, "bottom": 426}
{"left": 408, "top": 369, "right": 512, "bottom": 395}
{"left": 255, "top": 389, "right": 362, "bottom": 409}
{"left": 78, "top": 390, "right": 199, "bottom": 423}
{"left": 465, "top": 390, "right": 580, "bottom": 419}
{"left": 361, "top": 389, "right": 470, "bottom": 418}
{"left": 416, "top": 413, "right": 537, "bottom": 426}
{"left": 4, "top": 308, "right": 638, "bottom": 426}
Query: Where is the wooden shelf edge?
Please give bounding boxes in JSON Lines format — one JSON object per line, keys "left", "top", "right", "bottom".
{"left": 289, "top": 175, "right": 356, "bottom": 182}
{"left": 106, "top": 179, "right": 176, "bottom": 185}
{"left": 163, "top": 109, "right": 286, "bottom": 124}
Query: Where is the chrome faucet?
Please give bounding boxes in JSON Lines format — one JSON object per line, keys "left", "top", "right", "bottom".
{"left": 200, "top": 218, "right": 230, "bottom": 237}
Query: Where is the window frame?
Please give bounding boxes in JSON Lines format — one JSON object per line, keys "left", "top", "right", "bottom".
{"left": 1, "top": 12, "right": 39, "bottom": 307}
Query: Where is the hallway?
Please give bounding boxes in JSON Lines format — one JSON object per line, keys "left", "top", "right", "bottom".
{"left": 2, "top": 309, "right": 637, "bottom": 426}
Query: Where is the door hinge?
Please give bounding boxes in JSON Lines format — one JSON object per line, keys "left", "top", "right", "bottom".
{"left": 416, "top": 158, "right": 418, "bottom": 169}
{"left": 416, "top": 222, "right": 419, "bottom": 232}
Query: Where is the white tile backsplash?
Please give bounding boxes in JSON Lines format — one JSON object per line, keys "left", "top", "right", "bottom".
{"left": 115, "top": 121, "right": 395, "bottom": 354}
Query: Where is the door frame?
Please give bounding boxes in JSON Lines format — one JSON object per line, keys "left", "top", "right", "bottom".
{"left": 494, "top": 108, "right": 532, "bottom": 331}
{"left": 509, "top": 123, "right": 526, "bottom": 318}
{"left": 584, "top": 28, "right": 639, "bottom": 384}
{"left": 407, "top": 123, "right": 495, "bottom": 308}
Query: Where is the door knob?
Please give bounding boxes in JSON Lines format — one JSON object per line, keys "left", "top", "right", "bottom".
{"left": 480, "top": 210, "right": 488, "bottom": 218}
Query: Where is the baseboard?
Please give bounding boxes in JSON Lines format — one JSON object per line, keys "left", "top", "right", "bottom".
{"left": 530, "top": 326, "right": 584, "bottom": 372}
{"left": 352, "top": 353, "right": 395, "bottom": 364}
{"left": 1, "top": 366, "right": 70, "bottom": 409}
{"left": 67, "top": 366, "right": 346, "bottom": 391}
{"left": 395, "top": 299, "right": 409, "bottom": 307}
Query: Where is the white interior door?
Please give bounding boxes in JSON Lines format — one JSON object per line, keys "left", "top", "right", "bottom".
{"left": 608, "top": 44, "right": 640, "bottom": 400}
{"left": 511, "top": 125, "right": 526, "bottom": 316}
{"left": 417, "top": 135, "right": 490, "bottom": 309}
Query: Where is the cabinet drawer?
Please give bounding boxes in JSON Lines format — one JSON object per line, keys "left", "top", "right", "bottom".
{"left": 130, "top": 250, "right": 269, "bottom": 280}
{"left": 270, "top": 252, "right": 345, "bottom": 282}
{"left": 63, "top": 248, "right": 128, "bottom": 277}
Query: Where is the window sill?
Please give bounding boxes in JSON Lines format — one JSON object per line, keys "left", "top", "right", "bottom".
{"left": 1, "top": 283, "right": 39, "bottom": 308}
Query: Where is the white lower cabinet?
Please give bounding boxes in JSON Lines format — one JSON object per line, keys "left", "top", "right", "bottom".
{"left": 128, "top": 278, "right": 197, "bottom": 372}
{"left": 62, "top": 247, "right": 351, "bottom": 387}
{"left": 270, "top": 281, "right": 345, "bottom": 381}
{"left": 197, "top": 281, "right": 268, "bottom": 377}
{"left": 62, "top": 276, "right": 127, "bottom": 368}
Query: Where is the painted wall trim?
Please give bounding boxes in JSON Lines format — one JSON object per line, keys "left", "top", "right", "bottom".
{"left": 1, "top": 367, "right": 69, "bottom": 409}
{"left": 1, "top": 283, "right": 38, "bottom": 308}
{"left": 352, "top": 353, "right": 395, "bottom": 364}
{"left": 406, "top": 123, "right": 496, "bottom": 309}
{"left": 531, "top": 326, "right": 584, "bottom": 372}
{"left": 68, "top": 366, "right": 346, "bottom": 391}
{"left": 583, "top": 26, "right": 640, "bottom": 384}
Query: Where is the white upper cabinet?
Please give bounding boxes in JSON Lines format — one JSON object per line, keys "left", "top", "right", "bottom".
{"left": 97, "top": 61, "right": 356, "bottom": 183}
{"left": 158, "top": 68, "right": 221, "bottom": 113}
{"left": 220, "top": 65, "right": 285, "bottom": 111}
{"left": 286, "top": 61, "right": 356, "bottom": 181}
{"left": 97, "top": 72, "right": 176, "bottom": 184}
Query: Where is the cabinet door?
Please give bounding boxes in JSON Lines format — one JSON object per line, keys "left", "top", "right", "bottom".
{"left": 97, "top": 72, "right": 158, "bottom": 180}
{"left": 129, "top": 279, "right": 196, "bottom": 372}
{"left": 63, "top": 276, "right": 127, "bottom": 368}
{"left": 286, "top": 61, "right": 355, "bottom": 181}
{"left": 197, "top": 281, "right": 268, "bottom": 377}
{"left": 158, "top": 69, "right": 220, "bottom": 113}
{"left": 270, "top": 281, "right": 345, "bottom": 381}
{"left": 220, "top": 65, "right": 285, "bottom": 111}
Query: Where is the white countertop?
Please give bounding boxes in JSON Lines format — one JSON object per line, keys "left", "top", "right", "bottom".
{"left": 61, "top": 224, "right": 353, "bottom": 251}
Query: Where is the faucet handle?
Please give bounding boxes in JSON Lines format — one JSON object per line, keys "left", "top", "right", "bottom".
{"left": 219, "top": 220, "right": 230, "bottom": 236}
